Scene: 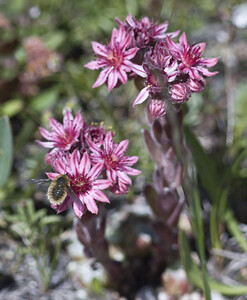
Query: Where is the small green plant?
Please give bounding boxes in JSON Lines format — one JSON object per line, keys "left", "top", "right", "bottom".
{"left": 5, "top": 200, "right": 62, "bottom": 292}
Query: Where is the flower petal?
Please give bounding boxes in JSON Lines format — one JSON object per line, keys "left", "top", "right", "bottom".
{"left": 124, "top": 61, "right": 146, "bottom": 78}
{"left": 107, "top": 68, "right": 118, "bottom": 91}
{"left": 46, "top": 172, "right": 60, "bottom": 180}
{"left": 167, "top": 30, "right": 180, "bottom": 38}
{"left": 200, "top": 57, "right": 219, "bottom": 68}
{"left": 70, "top": 150, "right": 80, "bottom": 177}
{"left": 196, "top": 42, "right": 206, "bottom": 53}
{"left": 87, "top": 161, "right": 104, "bottom": 180}
{"left": 122, "top": 166, "right": 142, "bottom": 176}
{"left": 179, "top": 32, "right": 189, "bottom": 48}
{"left": 104, "top": 131, "right": 113, "bottom": 154}
{"left": 36, "top": 141, "right": 55, "bottom": 148}
{"left": 123, "top": 156, "right": 139, "bottom": 165}
{"left": 92, "top": 41, "right": 108, "bottom": 57}
{"left": 117, "top": 67, "right": 128, "bottom": 84}
{"left": 93, "top": 179, "right": 112, "bottom": 189}
{"left": 88, "top": 139, "right": 102, "bottom": 154}
{"left": 73, "top": 197, "right": 86, "bottom": 218}
{"left": 114, "top": 139, "right": 129, "bottom": 156}
{"left": 52, "top": 159, "right": 67, "bottom": 174}
{"left": 124, "top": 47, "right": 139, "bottom": 60}
{"left": 73, "top": 110, "right": 84, "bottom": 133}
{"left": 133, "top": 86, "right": 150, "bottom": 107}
{"left": 196, "top": 66, "right": 218, "bottom": 77}
{"left": 118, "top": 181, "right": 129, "bottom": 194}
{"left": 49, "top": 117, "right": 64, "bottom": 136}
{"left": 84, "top": 60, "right": 102, "bottom": 70}
{"left": 90, "top": 189, "right": 110, "bottom": 203}
{"left": 116, "top": 171, "right": 132, "bottom": 184}
{"left": 79, "top": 152, "right": 91, "bottom": 175}
{"left": 39, "top": 127, "right": 52, "bottom": 140}
{"left": 63, "top": 109, "right": 73, "bottom": 131}
{"left": 84, "top": 194, "right": 98, "bottom": 214}
{"left": 92, "top": 67, "right": 113, "bottom": 88}
{"left": 57, "top": 195, "right": 73, "bottom": 213}
{"left": 107, "top": 169, "right": 118, "bottom": 182}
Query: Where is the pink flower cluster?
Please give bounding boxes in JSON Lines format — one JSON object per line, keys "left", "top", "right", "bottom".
{"left": 37, "top": 110, "right": 141, "bottom": 218}
{"left": 85, "top": 14, "right": 219, "bottom": 118}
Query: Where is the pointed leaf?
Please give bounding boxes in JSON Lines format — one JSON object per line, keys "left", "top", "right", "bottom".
{"left": 0, "top": 116, "right": 13, "bottom": 188}
{"left": 184, "top": 126, "right": 219, "bottom": 202}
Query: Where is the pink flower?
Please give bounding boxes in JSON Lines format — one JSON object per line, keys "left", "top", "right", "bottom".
{"left": 166, "top": 32, "right": 219, "bottom": 80}
{"left": 88, "top": 131, "right": 141, "bottom": 194}
{"left": 84, "top": 25, "right": 146, "bottom": 91}
{"left": 148, "top": 99, "right": 169, "bottom": 118}
{"left": 47, "top": 150, "right": 112, "bottom": 218}
{"left": 37, "top": 109, "right": 84, "bottom": 151}
{"left": 116, "top": 13, "right": 180, "bottom": 48}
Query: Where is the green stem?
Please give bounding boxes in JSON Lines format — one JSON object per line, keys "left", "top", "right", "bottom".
{"left": 167, "top": 109, "right": 211, "bottom": 300}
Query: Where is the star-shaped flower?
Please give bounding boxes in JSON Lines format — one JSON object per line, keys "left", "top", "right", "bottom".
{"left": 47, "top": 150, "right": 112, "bottom": 218}
{"left": 88, "top": 132, "right": 141, "bottom": 195}
{"left": 85, "top": 25, "right": 146, "bottom": 91}
{"left": 37, "top": 109, "right": 84, "bottom": 152}
{"left": 166, "top": 32, "right": 219, "bottom": 80}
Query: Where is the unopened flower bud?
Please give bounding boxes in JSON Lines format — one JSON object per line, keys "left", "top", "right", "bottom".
{"left": 149, "top": 99, "right": 169, "bottom": 118}
{"left": 169, "top": 83, "right": 191, "bottom": 104}
{"left": 188, "top": 78, "right": 206, "bottom": 93}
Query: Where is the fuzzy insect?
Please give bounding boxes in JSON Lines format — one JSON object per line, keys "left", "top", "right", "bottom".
{"left": 29, "top": 174, "right": 80, "bottom": 205}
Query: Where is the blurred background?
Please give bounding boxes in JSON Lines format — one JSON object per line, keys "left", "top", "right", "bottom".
{"left": 1, "top": 0, "right": 247, "bottom": 299}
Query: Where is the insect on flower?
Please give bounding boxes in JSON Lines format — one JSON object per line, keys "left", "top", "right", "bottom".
{"left": 28, "top": 174, "right": 80, "bottom": 205}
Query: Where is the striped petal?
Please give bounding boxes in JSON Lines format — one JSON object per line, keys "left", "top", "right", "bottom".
{"left": 92, "top": 67, "right": 113, "bottom": 88}
{"left": 79, "top": 152, "right": 91, "bottom": 175}
{"left": 93, "top": 179, "right": 112, "bottom": 189}
{"left": 114, "top": 139, "right": 129, "bottom": 156}
{"left": 36, "top": 141, "right": 55, "bottom": 148}
{"left": 122, "top": 166, "right": 142, "bottom": 176}
{"left": 116, "top": 171, "right": 131, "bottom": 184}
{"left": 92, "top": 41, "right": 108, "bottom": 57}
{"left": 133, "top": 86, "right": 149, "bottom": 107}
{"left": 84, "top": 60, "right": 102, "bottom": 70}
{"left": 73, "top": 197, "right": 86, "bottom": 218}
{"left": 87, "top": 161, "right": 104, "bottom": 180}
{"left": 90, "top": 189, "right": 110, "bottom": 203}
{"left": 107, "top": 68, "right": 118, "bottom": 91}
{"left": 39, "top": 127, "right": 52, "bottom": 140}
{"left": 57, "top": 196, "right": 73, "bottom": 213}
{"left": 46, "top": 172, "right": 60, "bottom": 180}
{"left": 124, "top": 61, "right": 146, "bottom": 77}
{"left": 84, "top": 194, "right": 98, "bottom": 214}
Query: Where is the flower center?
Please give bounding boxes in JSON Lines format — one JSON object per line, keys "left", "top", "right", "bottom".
{"left": 56, "top": 132, "right": 75, "bottom": 148}
{"left": 182, "top": 46, "right": 201, "bottom": 67}
{"left": 70, "top": 174, "right": 92, "bottom": 194}
{"left": 107, "top": 49, "right": 123, "bottom": 67}
{"left": 104, "top": 153, "right": 118, "bottom": 169}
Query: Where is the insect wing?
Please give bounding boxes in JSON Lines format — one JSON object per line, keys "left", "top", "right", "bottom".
{"left": 66, "top": 186, "right": 81, "bottom": 203}
{"left": 28, "top": 178, "right": 51, "bottom": 185}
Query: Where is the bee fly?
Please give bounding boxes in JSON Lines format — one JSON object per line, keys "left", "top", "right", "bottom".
{"left": 28, "top": 174, "right": 80, "bottom": 205}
